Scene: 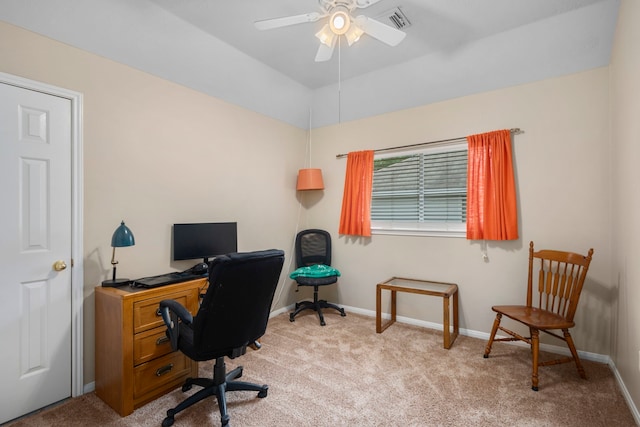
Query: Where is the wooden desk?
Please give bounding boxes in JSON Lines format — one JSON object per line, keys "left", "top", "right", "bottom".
{"left": 376, "top": 277, "right": 459, "bottom": 349}
{"left": 95, "top": 278, "right": 207, "bottom": 416}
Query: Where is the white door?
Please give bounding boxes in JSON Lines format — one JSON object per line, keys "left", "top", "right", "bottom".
{"left": 0, "top": 83, "right": 73, "bottom": 424}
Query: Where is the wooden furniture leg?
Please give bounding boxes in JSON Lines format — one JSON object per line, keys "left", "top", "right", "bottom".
{"left": 531, "top": 328, "right": 540, "bottom": 391}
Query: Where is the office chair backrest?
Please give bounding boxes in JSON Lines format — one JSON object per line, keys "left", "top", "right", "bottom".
{"left": 527, "top": 241, "right": 594, "bottom": 322}
{"left": 295, "top": 229, "right": 332, "bottom": 267}
{"left": 192, "top": 249, "right": 284, "bottom": 360}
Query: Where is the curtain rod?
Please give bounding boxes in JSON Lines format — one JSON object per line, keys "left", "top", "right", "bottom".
{"left": 335, "top": 128, "right": 523, "bottom": 159}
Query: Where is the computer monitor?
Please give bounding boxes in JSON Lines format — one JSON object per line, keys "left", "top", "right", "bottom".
{"left": 172, "top": 222, "right": 238, "bottom": 264}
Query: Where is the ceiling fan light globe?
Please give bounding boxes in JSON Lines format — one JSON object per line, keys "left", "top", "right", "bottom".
{"left": 329, "top": 8, "right": 351, "bottom": 35}
{"left": 315, "top": 24, "right": 336, "bottom": 46}
{"left": 345, "top": 25, "right": 364, "bottom": 46}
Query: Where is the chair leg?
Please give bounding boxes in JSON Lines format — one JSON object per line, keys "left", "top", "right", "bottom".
{"left": 162, "top": 357, "right": 268, "bottom": 427}
{"left": 563, "top": 329, "right": 587, "bottom": 379}
{"left": 483, "top": 313, "right": 502, "bottom": 358}
{"left": 531, "top": 328, "right": 540, "bottom": 391}
{"left": 163, "top": 384, "right": 216, "bottom": 426}
{"left": 289, "top": 286, "right": 346, "bottom": 326}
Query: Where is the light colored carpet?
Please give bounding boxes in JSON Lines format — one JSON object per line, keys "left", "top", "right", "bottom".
{"left": 6, "top": 311, "right": 636, "bottom": 426}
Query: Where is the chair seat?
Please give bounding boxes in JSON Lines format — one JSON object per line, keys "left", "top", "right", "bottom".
{"left": 295, "top": 275, "right": 338, "bottom": 287}
{"left": 492, "top": 305, "right": 575, "bottom": 330}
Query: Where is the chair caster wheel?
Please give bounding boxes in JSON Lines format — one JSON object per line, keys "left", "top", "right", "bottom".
{"left": 162, "top": 416, "right": 174, "bottom": 427}
{"left": 340, "top": 310, "right": 346, "bottom": 317}
{"left": 320, "top": 320, "right": 326, "bottom": 326}
{"left": 289, "top": 314, "right": 295, "bottom": 322}
{"left": 182, "top": 383, "right": 193, "bottom": 392}
{"left": 221, "top": 414, "right": 230, "bottom": 426}
{"left": 532, "top": 386, "right": 539, "bottom": 391}
{"left": 258, "top": 386, "right": 268, "bottom": 398}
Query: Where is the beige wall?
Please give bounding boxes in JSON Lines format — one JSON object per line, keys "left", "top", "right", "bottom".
{"left": 308, "top": 68, "right": 612, "bottom": 356}
{"left": 2, "top": 14, "right": 636, "bottom": 413}
{"left": 0, "top": 21, "right": 306, "bottom": 384}
{"left": 610, "top": 0, "right": 640, "bottom": 412}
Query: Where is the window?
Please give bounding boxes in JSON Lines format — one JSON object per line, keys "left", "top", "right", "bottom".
{"left": 371, "top": 141, "right": 467, "bottom": 237}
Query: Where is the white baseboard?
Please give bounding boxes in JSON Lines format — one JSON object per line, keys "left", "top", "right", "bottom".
{"left": 610, "top": 361, "right": 640, "bottom": 425}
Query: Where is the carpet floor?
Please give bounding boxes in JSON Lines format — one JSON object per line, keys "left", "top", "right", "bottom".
{"left": 6, "top": 311, "right": 637, "bottom": 426}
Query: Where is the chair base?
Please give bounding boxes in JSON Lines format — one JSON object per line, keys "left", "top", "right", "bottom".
{"left": 289, "top": 286, "right": 346, "bottom": 326}
{"left": 483, "top": 312, "right": 586, "bottom": 391}
{"left": 162, "top": 357, "right": 268, "bottom": 427}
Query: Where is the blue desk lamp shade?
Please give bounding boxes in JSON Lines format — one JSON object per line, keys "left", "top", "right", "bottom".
{"left": 111, "top": 221, "right": 135, "bottom": 247}
{"left": 102, "top": 221, "right": 135, "bottom": 287}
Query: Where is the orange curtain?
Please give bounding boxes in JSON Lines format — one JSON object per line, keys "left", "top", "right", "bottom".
{"left": 339, "top": 150, "right": 374, "bottom": 237}
{"left": 466, "top": 130, "right": 518, "bottom": 240}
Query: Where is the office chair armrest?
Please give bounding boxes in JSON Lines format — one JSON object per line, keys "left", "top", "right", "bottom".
{"left": 159, "top": 299, "right": 193, "bottom": 351}
{"left": 159, "top": 299, "right": 193, "bottom": 324}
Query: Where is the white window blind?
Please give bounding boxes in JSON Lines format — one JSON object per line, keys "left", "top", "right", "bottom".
{"left": 371, "top": 142, "right": 467, "bottom": 237}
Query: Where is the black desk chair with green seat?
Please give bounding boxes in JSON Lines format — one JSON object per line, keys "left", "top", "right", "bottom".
{"left": 159, "top": 249, "right": 285, "bottom": 427}
{"left": 289, "top": 229, "right": 346, "bottom": 326}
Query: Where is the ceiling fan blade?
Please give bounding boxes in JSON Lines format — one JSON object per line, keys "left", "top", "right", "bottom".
{"left": 354, "top": 15, "right": 406, "bottom": 46}
{"left": 315, "top": 40, "right": 336, "bottom": 62}
{"left": 354, "top": 0, "right": 383, "bottom": 9}
{"left": 254, "top": 12, "right": 323, "bottom": 30}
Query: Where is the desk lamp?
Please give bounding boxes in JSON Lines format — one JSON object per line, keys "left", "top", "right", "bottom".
{"left": 102, "top": 220, "right": 135, "bottom": 287}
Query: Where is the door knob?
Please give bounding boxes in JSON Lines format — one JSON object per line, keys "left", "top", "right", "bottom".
{"left": 53, "top": 260, "right": 67, "bottom": 271}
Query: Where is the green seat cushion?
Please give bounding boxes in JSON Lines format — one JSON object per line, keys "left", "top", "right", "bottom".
{"left": 289, "top": 264, "right": 341, "bottom": 279}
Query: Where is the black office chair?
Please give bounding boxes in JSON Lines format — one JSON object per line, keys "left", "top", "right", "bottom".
{"left": 159, "top": 249, "right": 285, "bottom": 427}
{"left": 289, "top": 229, "right": 346, "bottom": 326}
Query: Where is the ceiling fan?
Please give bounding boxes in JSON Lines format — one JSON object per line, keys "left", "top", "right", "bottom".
{"left": 254, "top": 0, "right": 407, "bottom": 62}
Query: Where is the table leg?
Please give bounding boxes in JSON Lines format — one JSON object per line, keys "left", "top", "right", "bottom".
{"left": 376, "top": 285, "right": 382, "bottom": 333}
{"left": 376, "top": 286, "right": 397, "bottom": 333}
{"left": 443, "top": 295, "right": 450, "bottom": 349}
{"left": 452, "top": 289, "right": 459, "bottom": 337}
{"left": 390, "top": 290, "right": 397, "bottom": 323}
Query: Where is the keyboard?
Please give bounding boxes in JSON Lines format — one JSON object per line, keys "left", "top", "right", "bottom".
{"left": 131, "top": 271, "right": 205, "bottom": 289}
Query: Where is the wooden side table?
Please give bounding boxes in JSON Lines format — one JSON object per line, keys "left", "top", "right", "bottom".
{"left": 376, "top": 277, "right": 459, "bottom": 349}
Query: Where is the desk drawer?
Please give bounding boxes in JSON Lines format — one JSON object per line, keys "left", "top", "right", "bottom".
{"left": 133, "top": 351, "right": 192, "bottom": 399}
{"left": 133, "top": 289, "right": 197, "bottom": 334}
{"left": 134, "top": 326, "right": 173, "bottom": 366}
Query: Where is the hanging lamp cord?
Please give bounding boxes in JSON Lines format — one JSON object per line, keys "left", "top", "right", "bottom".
{"left": 338, "top": 36, "right": 342, "bottom": 123}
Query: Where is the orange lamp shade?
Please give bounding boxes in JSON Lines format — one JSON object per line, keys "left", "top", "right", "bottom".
{"left": 296, "top": 168, "right": 324, "bottom": 191}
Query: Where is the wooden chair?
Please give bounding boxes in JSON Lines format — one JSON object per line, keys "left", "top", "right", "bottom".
{"left": 483, "top": 241, "right": 594, "bottom": 391}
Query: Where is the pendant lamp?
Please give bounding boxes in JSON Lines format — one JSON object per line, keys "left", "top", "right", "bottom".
{"left": 296, "top": 168, "right": 324, "bottom": 191}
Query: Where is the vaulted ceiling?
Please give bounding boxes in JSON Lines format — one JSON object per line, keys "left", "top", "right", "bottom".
{"left": 0, "top": 0, "right": 620, "bottom": 128}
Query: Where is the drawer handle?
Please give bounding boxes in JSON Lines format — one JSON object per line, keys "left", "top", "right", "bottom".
{"left": 156, "top": 336, "right": 170, "bottom": 345}
{"left": 156, "top": 364, "right": 173, "bottom": 377}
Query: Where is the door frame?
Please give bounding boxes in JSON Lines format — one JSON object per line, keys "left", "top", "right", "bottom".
{"left": 0, "top": 71, "right": 84, "bottom": 397}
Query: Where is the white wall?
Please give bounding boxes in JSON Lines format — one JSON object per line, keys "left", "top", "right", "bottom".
{"left": 0, "top": 21, "right": 307, "bottom": 384}
{"left": 610, "top": 0, "right": 640, "bottom": 413}
{"left": 308, "top": 68, "right": 612, "bottom": 356}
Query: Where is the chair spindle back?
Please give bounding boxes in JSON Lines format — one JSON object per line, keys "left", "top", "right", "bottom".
{"left": 526, "top": 241, "right": 594, "bottom": 322}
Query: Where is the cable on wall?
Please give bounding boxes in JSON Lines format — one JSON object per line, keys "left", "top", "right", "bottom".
{"left": 271, "top": 108, "right": 313, "bottom": 310}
